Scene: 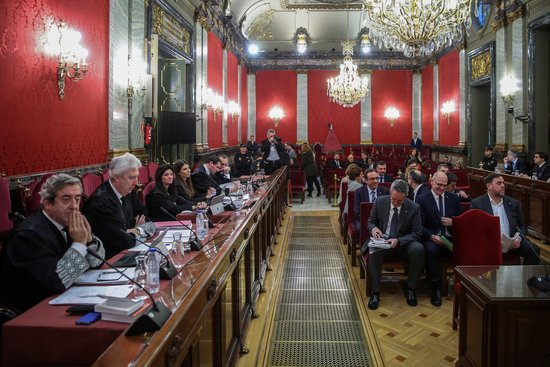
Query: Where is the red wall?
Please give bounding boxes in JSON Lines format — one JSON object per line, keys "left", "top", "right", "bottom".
{"left": 207, "top": 32, "right": 223, "bottom": 148}
{"left": 422, "top": 66, "right": 434, "bottom": 144}
{"left": 371, "top": 70, "right": 413, "bottom": 144}
{"left": 226, "top": 51, "right": 238, "bottom": 146}
{"left": 438, "top": 51, "right": 460, "bottom": 146}
{"left": 240, "top": 66, "right": 248, "bottom": 144}
{"left": 308, "top": 70, "right": 361, "bottom": 145}
{"left": 0, "top": 0, "right": 109, "bottom": 176}
{"left": 255, "top": 71, "right": 297, "bottom": 143}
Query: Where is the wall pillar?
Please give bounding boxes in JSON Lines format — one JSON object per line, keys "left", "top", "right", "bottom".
{"left": 412, "top": 71, "right": 422, "bottom": 138}
{"left": 433, "top": 63, "right": 439, "bottom": 144}
{"left": 296, "top": 71, "right": 308, "bottom": 143}
{"left": 360, "top": 72, "right": 373, "bottom": 144}
{"left": 222, "top": 49, "right": 228, "bottom": 146}
{"left": 511, "top": 16, "right": 526, "bottom": 151}
{"left": 459, "top": 48, "right": 467, "bottom": 147}
{"left": 247, "top": 72, "right": 256, "bottom": 138}
{"left": 495, "top": 27, "right": 507, "bottom": 150}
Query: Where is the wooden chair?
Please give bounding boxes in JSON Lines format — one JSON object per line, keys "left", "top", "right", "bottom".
{"left": 451, "top": 209, "right": 503, "bottom": 330}
{"left": 24, "top": 174, "right": 53, "bottom": 216}
{"left": 0, "top": 176, "right": 13, "bottom": 240}
{"left": 339, "top": 181, "right": 348, "bottom": 244}
{"left": 81, "top": 173, "right": 103, "bottom": 200}
{"left": 289, "top": 169, "right": 306, "bottom": 204}
{"left": 346, "top": 190, "right": 359, "bottom": 265}
{"left": 147, "top": 162, "right": 159, "bottom": 182}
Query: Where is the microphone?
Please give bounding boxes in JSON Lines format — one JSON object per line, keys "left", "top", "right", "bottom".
{"left": 517, "top": 228, "right": 550, "bottom": 291}
{"left": 86, "top": 247, "right": 171, "bottom": 336}
{"left": 118, "top": 229, "right": 177, "bottom": 279}
{"left": 160, "top": 207, "right": 203, "bottom": 251}
{"left": 223, "top": 188, "right": 237, "bottom": 211}
{"left": 8, "top": 211, "right": 26, "bottom": 222}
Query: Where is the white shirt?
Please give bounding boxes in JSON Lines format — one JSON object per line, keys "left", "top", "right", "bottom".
{"left": 489, "top": 194, "right": 510, "bottom": 237}
{"left": 383, "top": 204, "right": 401, "bottom": 238}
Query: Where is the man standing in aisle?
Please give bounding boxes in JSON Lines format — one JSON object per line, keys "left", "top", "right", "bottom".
{"left": 410, "top": 132, "right": 422, "bottom": 151}
{"left": 471, "top": 173, "right": 540, "bottom": 265}
{"left": 261, "top": 129, "right": 285, "bottom": 174}
{"left": 0, "top": 174, "right": 105, "bottom": 314}
{"left": 361, "top": 180, "right": 424, "bottom": 310}
{"left": 84, "top": 153, "right": 155, "bottom": 259}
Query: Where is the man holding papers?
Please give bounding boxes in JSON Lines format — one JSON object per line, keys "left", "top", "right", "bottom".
{"left": 471, "top": 173, "right": 540, "bottom": 265}
{"left": 361, "top": 179, "right": 424, "bottom": 310}
{"left": 0, "top": 174, "right": 105, "bottom": 315}
{"left": 417, "top": 172, "right": 462, "bottom": 307}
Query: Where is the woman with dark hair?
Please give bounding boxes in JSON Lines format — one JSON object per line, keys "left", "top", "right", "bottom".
{"left": 405, "top": 148, "right": 423, "bottom": 167}
{"left": 173, "top": 160, "right": 216, "bottom": 203}
{"left": 301, "top": 143, "right": 321, "bottom": 197}
{"left": 146, "top": 164, "right": 206, "bottom": 221}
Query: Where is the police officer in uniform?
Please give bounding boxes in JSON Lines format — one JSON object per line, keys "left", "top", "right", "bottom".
{"left": 482, "top": 146, "right": 497, "bottom": 171}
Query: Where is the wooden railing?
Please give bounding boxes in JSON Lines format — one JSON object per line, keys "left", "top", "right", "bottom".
{"left": 94, "top": 166, "right": 288, "bottom": 367}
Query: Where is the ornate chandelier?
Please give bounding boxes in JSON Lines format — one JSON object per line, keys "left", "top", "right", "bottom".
{"left": 363, "top": 0, "right": 471, "bottom": 58}
{"left": 327, "top": 41, "right": 369, "bottom": 107}
{"left": 327, "top": 2, "right": 369, "bottom": 108}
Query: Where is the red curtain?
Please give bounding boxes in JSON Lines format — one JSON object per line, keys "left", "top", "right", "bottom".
{"left": 226, "top": 52, "right": 238, "bottom": 146}
{"left": 207, "top": 32, "right": 223, "bottom": 148}
{"left": 240, "top": 66, "right": 248, "bottom": 144}
{"left": 422, "top": 66, "right": 434, "bottom": 144}
{"left": 308, "top": 70, "right": 361, "bottom": 145}
{"left": 255, "top": 71, "right": 297, "bottom": 143}
{"left": 371, "top": 70, "right": 413, "bottom": 144}
{"left": 0, "top": 0, "right": 109, "bottom": 175}
{"left": 438, "top": 50, "right": 460, "bottom": 146}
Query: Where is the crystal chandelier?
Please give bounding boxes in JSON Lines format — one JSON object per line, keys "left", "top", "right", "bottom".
{"left": 327, "top": 2, "right": 369, "bottom": 108}
{"left": 363, "top": 0, "right": 471, "bottom": 58}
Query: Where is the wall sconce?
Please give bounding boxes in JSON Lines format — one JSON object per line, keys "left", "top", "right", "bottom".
{"left": 268, "top": 105, "right": 284, "bottom": 127}
{"left": 212, "top": 94, "right": 225, "bottom": 121}
{"left": 500, "top": 75, "right": 519, "bottom": 104}
{"left": 45, "top": 21, "right": 89, "bottom": 100}
{"left": 440, "top": 100, "right": 456, "bottom": 125}
{"left": 201, "top": 88, "right": 224, "bottom": 121}
{"left": 127, "top": 57, "right": 148, "bottom": 115}
{"left": 226, "top": 101, "right": 240, "bottom": 124}
{"left": 384, "top": 106, "right": 399, "bottom": 127}
{"left": 292, "top": 27, "right": 310, "bottom": 54}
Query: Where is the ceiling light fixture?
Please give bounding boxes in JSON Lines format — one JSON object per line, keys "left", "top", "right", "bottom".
{"left": 363, "top": 0, "right": 471, "bottom": 58}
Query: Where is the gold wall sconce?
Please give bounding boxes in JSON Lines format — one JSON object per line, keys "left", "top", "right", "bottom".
{"left": 45, "top": 21, "right": 89, "bottom": 100}
{"left": 384, "top": 106, "right": 399, "bottom": 127}
{"left": 500, "top": 75, "right": 519, "bottom": 104}
{"left": 268, "top": 105, "right": 284, "bottom": 127}
{"left": 201, "top": 87, "right": 224, "bottom": 121}
{"left": 226, "top": 101, "right": 240, "bottom": 125}
{"left": 440, "top": 100, "right": 456, "bottom": 125}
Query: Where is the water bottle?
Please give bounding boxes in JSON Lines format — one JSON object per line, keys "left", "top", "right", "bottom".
{"left": 203, "top": 214, "right": 209, "bottom": 239}
{"left": 196, "top": 210, "right": 205, "bottom": 241}
{"left": 146, "top": 248, "right": 161, "bottom": 293}
{"left": 133, "top": 255, "right": 148, "bottom": 300}
{"left": 532, "top": 173, "right": 537, "bottom": 180}
{"left": 171, "top": 232, "right": 184, "bottom": 267}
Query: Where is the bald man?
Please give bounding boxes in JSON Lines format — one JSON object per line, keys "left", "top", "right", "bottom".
{"left": 416, "top": 171, "right": 462, "bottom": 306}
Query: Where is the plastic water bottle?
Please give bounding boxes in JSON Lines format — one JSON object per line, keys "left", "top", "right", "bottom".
{"left": 146, "top": 248, "right": 161, "bottom": 293}
{"left": 133, "top": 255, "right": 148, "bottom": 300}
{"left": 196, "top": 210, "right": 205, "bottom": 241}
{"left": 203, "top": 214, "right": 209, "bottom": 238}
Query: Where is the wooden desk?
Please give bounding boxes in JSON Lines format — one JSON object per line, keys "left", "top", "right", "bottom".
{"left": 456, "top": 265, "right": 550, "bottom": 367}
{"left": 1, "top": 167, "right": 288, "bottom": 367}
{"left": 467, "top": 167, "right": 550, "bottom": 242}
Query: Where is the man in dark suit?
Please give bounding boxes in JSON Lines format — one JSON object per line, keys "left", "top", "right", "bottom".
{"left": 84, "top": 153, "right": 155, "bottom": 259}
{"left": 0, "top": 174, "right": 105, "bottom": 314}
{"left": 261, "top": 129, "right": 285, "bottom": 174}
{"left": 503, "top": 150, "right": 527, "bottom": 175}
{"left": 410, "top": 132, "right": 422, "bottom": 151}
{"left": 361, "top": 179, "right": 424, "bottom": 310}
{"left": 375, "top": 161, "right": 394, "bottom": 183}
{"left": 471, "top": 173, "right": 540, "bottom": 265}
{"left": 192, "top": 155, "right": 222, "bottom": 195}
{"left": 327, "top": 153, "right": 344, "bottom": 169}
{"left": 246, "top": 135, "right": 259, "bottom": 156}
{"left": 214, "top": 154, "right": 232, "bottom": 184}
{"left": 445, "top": 172, "right": 470, "bottom": 202}
{"left": 523, "top": 152, "right": 550, "bottom": 181}
{"left": 417, "top": 172, "right": 462, "bottom": 306}
{"left": 407, "top": 169, "right": 430, "bottom": 201}
{"left": 354, "top": 169, "right": 390, "bottom": 231}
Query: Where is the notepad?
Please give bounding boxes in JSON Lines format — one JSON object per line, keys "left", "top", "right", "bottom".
{"left": 48, "top": 285, "right": 134, "bottom": 305}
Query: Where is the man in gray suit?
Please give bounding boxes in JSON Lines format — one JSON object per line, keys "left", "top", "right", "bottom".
{"left": 362, "top": 179, "right": 424, "bottom": 310}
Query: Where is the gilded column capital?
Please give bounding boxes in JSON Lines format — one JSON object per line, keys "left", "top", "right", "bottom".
{"left": 295, "top": 69, "right": 309, "bottom": 75}
{"left": 506, "top": 6, "right": 524, "bottom": 22}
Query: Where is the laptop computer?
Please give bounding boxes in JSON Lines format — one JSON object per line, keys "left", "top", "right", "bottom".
{"left": 209, "top": 194, "right": 225, "bottom": 215}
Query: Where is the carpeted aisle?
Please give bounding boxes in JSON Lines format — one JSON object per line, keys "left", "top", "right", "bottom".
{"left": 268, "top": 216, "right": 371, "bottom": 366}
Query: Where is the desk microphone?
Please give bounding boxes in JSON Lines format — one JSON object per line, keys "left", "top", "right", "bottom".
{"left": 118, "top": 229, "right": 177, "bottom": 279}
{"left": 517, "top": 227, "right": 550, "bottom": 291}
{"left": 160, "top": 207, "right": 203, "bottom": 251}
{"left": 223, "top": 188, "right": 237, "bottom": 211}
{"left": 86, "top": 247, "right": 171, "bottom": 336}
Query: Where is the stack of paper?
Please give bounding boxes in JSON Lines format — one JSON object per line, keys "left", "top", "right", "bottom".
{"left": 501, "top": 232, "right": 521, "bottom": 253}
{"left": 95, "top": 298, "right": 147, "bottom": 323}
{"left": 368, "top": 238, "right": 391, "bottom": 249}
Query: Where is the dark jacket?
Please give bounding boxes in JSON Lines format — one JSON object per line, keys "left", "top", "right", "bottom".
{"left": 146, "top": 186, "right": 193, "bottom": 222}
{"left": 416, "top": 191, "right": 462, "bottom": 240}
{"left": 192, "top": 165, "right": 221, "bottom": 195}
{"left": 301, "top": 150, "right": 319, "bottom": 177}
{"left": 503, "top": 158, "right": 527, "bottom": 175}
{"left": 235, "top": 152, "right": 253, "bottom": 176}
{"left": 410, "top": 138, "right": 422, "bottom": 150}
{"left": 261, "top": 136, "right": 284, "bottom": 161}
{"left": 84, "top": 181, "right": 149, "bottom": 259}
{"left": 529, "top": 162, "right": 550, "bottom": 181}
{"left": 353, "top": 185, "right": 390, "bottom": 230}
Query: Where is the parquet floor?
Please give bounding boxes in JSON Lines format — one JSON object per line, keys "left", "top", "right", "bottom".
{"left": 237, "top": 209, "right": 550, "bottom": 367}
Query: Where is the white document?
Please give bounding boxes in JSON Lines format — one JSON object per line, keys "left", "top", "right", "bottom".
{"left": 367, "top": 238, "right": 391, "bottom": 250}
{"left": 501, "top": 232, "right": 520, "bottom": 253}
{"left": 75, "top": 268, "right": 135, "bottom": 285}
{"left": 48, "top": 285, "right": 134, "bottom": 305}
